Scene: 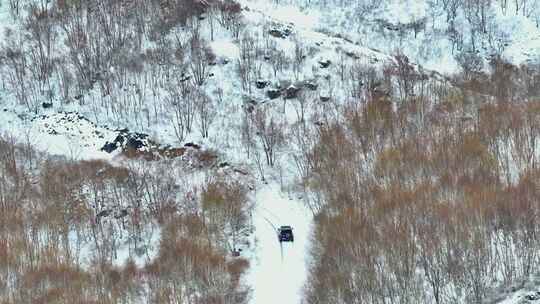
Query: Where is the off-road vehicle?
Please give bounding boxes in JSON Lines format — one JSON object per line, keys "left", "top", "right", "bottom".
{"left": 278, "top": 226, "right": 294, "bottom": 242}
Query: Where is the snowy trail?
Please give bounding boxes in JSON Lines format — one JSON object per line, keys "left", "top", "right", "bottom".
{"left": 248, "top": 183, "right": 312, "bottom": 304}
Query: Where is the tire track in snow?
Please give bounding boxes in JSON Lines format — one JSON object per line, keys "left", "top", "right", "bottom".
{"left": 248, "top": 183, "right": 312, "bottom": 304}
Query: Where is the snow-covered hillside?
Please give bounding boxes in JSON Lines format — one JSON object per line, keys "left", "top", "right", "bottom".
{"left": 240, "top": 0, "right": 540, "bottom": 74}
{"left": 0, "top": 0, "right": 540, "bottom": 303}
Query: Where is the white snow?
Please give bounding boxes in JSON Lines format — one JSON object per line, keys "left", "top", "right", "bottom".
{"left": 210, "top": 40, "right": 241, "bottom": 59}
{"left": 239, "top": 0, "right": 320, "bottom": 30}
{"left": 497, "top": 14, "right": 540, "bottom": 64}
{"left": 0, "top": 0, "right": 539, "bottom": 302}
{"left": 0, "top": 0, "right": 22, "bottom": 41}
{"left": 247, "top": 182, "right": 312, "bottom": 304}
{"left": 492, "top": 280, "right": 540, "bottom": 304}
{"left": 0, "top": 110, "right": 118, "bottom": 160}
{"left": 385, "top": 0, "right": 427, "bottom": 24}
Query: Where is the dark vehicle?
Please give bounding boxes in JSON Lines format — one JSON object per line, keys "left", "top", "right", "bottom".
{"left": 278, "top": 226, "right": 294, "bottom": 242}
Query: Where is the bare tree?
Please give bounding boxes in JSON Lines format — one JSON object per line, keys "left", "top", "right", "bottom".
{"left": 195, "top": 90, "right": 216, "bottom": 138}
{"left": 237, "top": 33, "right": 257, "bottom": 93}
{"left": 250, "top": 107, "right": 285, "bottom": 167}
{"left": 189, "top": 33, "right": 216, "bottom": 86}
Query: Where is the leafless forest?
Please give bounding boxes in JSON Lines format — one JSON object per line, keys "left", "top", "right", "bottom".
{"left": 1, "top": 0, "right": 540, "bottom": 303}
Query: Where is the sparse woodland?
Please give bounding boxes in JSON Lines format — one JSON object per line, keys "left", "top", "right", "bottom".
{"left": 0, "top": 135, "right": 252, "bottom": 303}
{"left": 301, "top": 60, "right": 540, "bottom": 303}
{"left": 0, "top": 0, "right": 540, "bottom": 303}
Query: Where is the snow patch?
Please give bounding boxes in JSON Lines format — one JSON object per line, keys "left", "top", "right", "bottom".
{"left": 210, "top": 40, "right": 240, "bottom": 59}
{"left": 239, "top": 0, "right": 320, "bottom": 29}
{"left": 384, "top": 0, "right": 427, "bottom": 24}
{"left": 497, "top": 14, "right": 540, "bottom": 65}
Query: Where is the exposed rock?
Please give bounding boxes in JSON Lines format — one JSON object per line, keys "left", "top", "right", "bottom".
{"left": 344, "top": 51, "right": 360, "bottom": 59}
{"left": 269, "top": 29, "right": 285, "bottom": 38}
{"left": 97, "top": 209, "right": 112, "bottom": 218}
{"left": 126, "top": 135, "right": 146, "bottom": 150}
{"left": 101, "top": 128, "right": 189, "bottom": 160}
{"left": 184, "top": 142, "right": 201, "bottom": 150}
{"left": 114, "top": 209, "right": 129, "bottom": 219}
{"left": 303, "top": 80, "right": 318, "bottom": 91}
{"left": 101, "top": 141, "right": 119, "bottom": 153}
{"left": 266, "top": 89, "right": 281, "bottom": 99}
{"left": 101, "top": 129, "right": 150, "bottom": 153}
{"left": 218, "top": 162, "right": 230, "bottom": 168}
{"left": 284, "top": 85, "right": 301, "bottom": 99}
{"left": 180, "top": 74, "right": 191, "bottom": 82}
{"left": 234, "top": 168, "right": 249, "bottom": 175}
{"left": 256, "top": 80, "right": 270, "bottom": 89}
{"left": 95, "top": 131, "right": 105, "bottom": 139}
{"left": 318, "top": 59, "right": 331, "bottom": 68}
{"left": 320, "top": 96, "right": 331, "bottom": 102}
{"left": 268, "top": 27, "right": 292, "bottom": 38}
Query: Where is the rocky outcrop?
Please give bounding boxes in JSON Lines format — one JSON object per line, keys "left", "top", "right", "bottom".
{"left": 101, "top": 129, "right": 152, "bottom": 153}
{"left": 266, "top": 89, "right": 281, "bottom": 99}
{"left": 268, "top": 27, "right": 292, "bottom": 38}
{"left": 284, "top": 85, "right": 301, "bottom": 99}
{"left": 318, "top": 59, "right": 331, "bottom": 68}
{"left": 256, "top": 80, "right": 270, "bottom": 89}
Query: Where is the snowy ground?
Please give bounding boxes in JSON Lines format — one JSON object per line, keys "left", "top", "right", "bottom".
{"left": 493, "top": 280, "right": 540, "bottom": 304}
{"left": 0, "top": 0, "right": 538, "bottom": 303}
{"left": 0, "top": 109, "right": 118, "bottom": 159}
{"left": 240, "top": 0, "right": 540, "bottom": 75}
{"left": 247, "top": 182, "right": 312, "bottom": 304}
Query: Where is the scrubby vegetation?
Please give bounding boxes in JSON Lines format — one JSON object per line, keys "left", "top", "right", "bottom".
{"left": 0, "top": 0, "right": 540, "bottom": 303}
{"left": 0, "top": 136, "right": 251, "bottom": 303}
{"left": 300, "top": 67, "right": 540, "bottom": 303}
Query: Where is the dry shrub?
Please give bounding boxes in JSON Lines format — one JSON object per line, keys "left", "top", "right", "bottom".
{"left": 304, "top": 65, "right": 540, "bottom": 303}
{"left": 0, "top": 136, "right": 249, "bottom": 303}
{"left": 194, "top": 149, "right": 219, "bottom": 167}
{"left": 159, "top": 147, "right": 186, "bottom": 159}
{"left": 146, "top": 209, "right": 249, "bottom": 303}
{"left": 227, "top": 258, "right": 249, "bottom": 287}
{"left": 122, "top": 146, "right": 187, "bottom": 161}
{"left": 121, "top": 147, "right": 160, "bottom": 161}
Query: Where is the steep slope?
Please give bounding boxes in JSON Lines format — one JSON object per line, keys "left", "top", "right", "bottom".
{"left": 0, "top": 0, "right": 539, "bottom": 303}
